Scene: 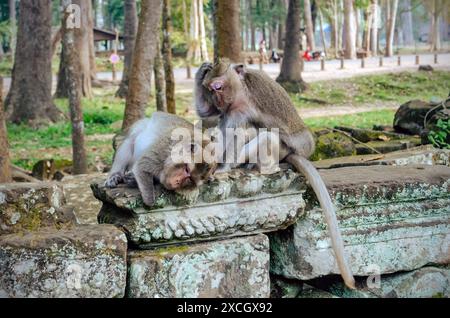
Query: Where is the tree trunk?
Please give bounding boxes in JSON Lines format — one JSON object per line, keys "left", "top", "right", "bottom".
{"left": 163, "top": 0, "right": 176, "bottom": 114}
{"left": 55, "top": 0, "right": 93, "bottom": 99}
{"left": 304, "top": 0, "right": 316, "bottom": 51}
{"left": 5, "top": 0, "right": 61, "bottom": 126}
{"left": 0, "top": 76, "right": 12, "bottom": 183}
{"left": 385, "top": 0, "right": 398, "bottom": 57}
{"left": 116, "top": 0, "right": 138, "bottom": 98}
{"left": 370, "top": 0, "right": 378, "bottom": 56}
{"left": 343, "top": 0, "right": 356, "bottom": 59}
{"left": 198, "top": 0, "right": 209, "bottom": 61}
{"left": 61, "top": 0, "right": 87, "bottom": 174}
{"left": 429, "top": 0, "right": 442, "bottom": 52}
{"left": 86, "top": 0, "right": 96, "bottom": 81}
{"left": 188, "top": 0, "right": 201, "bottom": 63}
{"left": 154, "top": 39, "right": 167, "bottom": 112}
{"left": 276, "top": 0, "right": 307, "bottom": 94}
{"left": 362, "top": 5, "right": 373, "bottom": 53}
{"left": 399, "top": 0, "right": 414, "bottom": 46}
{"left": 9, "top": 0, "right": 16, "bottom": 58}
{"left": 122, "top": 0, "right": 162, "bottom": 131}
{"left": 182, "top": 0, "right": 192, "bottom": 79}
{"left": 318, "top": 8, "right": 327, "bottom": 55}
{"left": 213, "top": 0, "right": 242, "bottom": 63}
{"left": 354, "top": 6, "right": 361, "bottom": 49}
{"left": 51, "top": 27, "right": 62, "bottom": 58}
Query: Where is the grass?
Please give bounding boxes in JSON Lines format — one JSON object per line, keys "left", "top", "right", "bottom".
{"left": 304, "top": 110, "right": 395, "bottom": 129}
{"left": 295, "top": 71, "right": 450, "bottom": 108}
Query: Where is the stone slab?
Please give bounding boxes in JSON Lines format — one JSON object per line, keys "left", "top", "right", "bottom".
{"left": 313, "top": 146, "right": 450, "bottom": 169}
{"left": 94, "top": 169, "right": 305, "bottom": 247}
{"left": 0, "top": 182, "right": 75, "bottom": 235}
{"left": 61, "top": 173, "right": 106, "bottom": 225}
{"left": 0, "top": 224, "right": 127, "bottom": 298}
{"left": 126, "top": 234, "right": 270, "bottom": 298}
{"left": 270, "top": 165, "right": 450, "bottom": 280}
{"left": 328, "top": 266, "right": 450, "bottom": 298}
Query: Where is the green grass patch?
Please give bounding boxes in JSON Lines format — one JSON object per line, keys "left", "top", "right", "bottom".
{"left": 295, "top": 71, "right": 450, "bottom": 108}
{"left": 304, "top": 110, "right": 396, "bottom": 129}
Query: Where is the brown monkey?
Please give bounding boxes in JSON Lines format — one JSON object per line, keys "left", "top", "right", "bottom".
{"left": 195, "top": 60, "right": 356, "bottom": 289}
{"left": 105, "top": 111, "right": 216, "bottom": 206}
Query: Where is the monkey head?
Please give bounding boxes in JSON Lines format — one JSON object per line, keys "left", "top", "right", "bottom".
{"left": 201, "top": 60, "right": 246, "bottom": 113}
{"left": 161, "top": 162, "right": 195, "bottom": 190}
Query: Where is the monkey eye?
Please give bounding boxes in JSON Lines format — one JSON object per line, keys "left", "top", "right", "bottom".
{"left": 210, "top": 81, "right": 223, "bottom": 91}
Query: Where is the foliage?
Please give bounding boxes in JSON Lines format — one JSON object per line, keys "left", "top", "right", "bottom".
{"left": 428, "top": 119, "right": 450, "bottom": 149}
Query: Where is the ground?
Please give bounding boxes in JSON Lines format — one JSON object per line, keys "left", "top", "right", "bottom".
{"left": 6, "top": 53, "right": 450, "bottom": 172}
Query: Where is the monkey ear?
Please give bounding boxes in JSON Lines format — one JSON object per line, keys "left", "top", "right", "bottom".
{"left": 233, "top": 64, "right": 246, "bottom": 79}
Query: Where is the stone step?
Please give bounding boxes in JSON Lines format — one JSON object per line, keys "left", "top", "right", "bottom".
{"left": 0, "top": 225, "right": 127, "bottom": 298}
{"left": 127, "top": 234, "right": 269, "bottom": 298}
{"left": 93, "top": 169, "right": 306, "bottom": 247}
{"left": 0, "top": 182, "right": 76, "bottom": 235}
{"left": 313, "top": 146, "right": 450, "bottom": 169}
{"left": 355, "top": 139, "right": 422, "bottom": 155}
{"left": 270, "top": 165, "right": 450, "bottom": 280}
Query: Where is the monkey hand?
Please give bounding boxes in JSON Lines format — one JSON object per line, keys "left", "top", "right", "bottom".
{"left": 141, "top": 191, "right": 156, "bottom": 207}
{"left": 195, "top": 62, "right": 213, "bottom": 83}
{"left": 104, "top": 172, "right": 123, "bottom": 188}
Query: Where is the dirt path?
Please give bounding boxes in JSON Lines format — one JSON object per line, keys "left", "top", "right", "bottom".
{"left": 298, "top": 102, "right": 398, "bottom": 118}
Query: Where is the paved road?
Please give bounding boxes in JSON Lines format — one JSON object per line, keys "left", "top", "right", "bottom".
{"left": 2, "top": 53, "right": 448, "bottom": 95}
{"left": 95, "top": 53, "right": 450, "bottom": 93}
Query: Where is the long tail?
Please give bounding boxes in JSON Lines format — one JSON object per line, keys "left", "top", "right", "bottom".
{"left": 286, "top": 154, "right": 356, "bottom": 289}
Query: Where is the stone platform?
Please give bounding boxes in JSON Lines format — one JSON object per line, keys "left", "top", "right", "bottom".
{"left": 92, "top": 168, "right": 306, "bottom": 247}
{"left": 270, "top": 164, "right": 450, "bottom": 280}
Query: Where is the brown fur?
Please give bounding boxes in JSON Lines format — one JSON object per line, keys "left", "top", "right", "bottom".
{"left": 195, "top": 61, "right": 355, "bottom": 289}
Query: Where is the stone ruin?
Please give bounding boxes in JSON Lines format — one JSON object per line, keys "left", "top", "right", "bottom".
{"left": 0, "top": 145, "right": 449, "bottom": 298}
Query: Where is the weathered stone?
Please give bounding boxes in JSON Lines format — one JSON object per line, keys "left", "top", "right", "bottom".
{"left": 32, "top": 159, "right": 73, "bottom": 181}
{"left": 335, "top": 126, "right": 409, "bottom": 143}
{"left": 394, "top": 100, "right": 440, "bottom": 135}
{"left": 355, "top": 138, "right": 422, "bottom": 155}
{"left": 270, "top": 275, "right": 302, "bottom": 298}
{"left": 314, "top": 146, "right": 450, "bottom": 169}
{"left": 310, "top": 132, "right": 356, "bottom": 161}
{"left": 61, "top": 173, "right": 106, "bottom": 225}
{"left": 270, "top": 165, "right": 450, "bottom": 280}
{"left": 93, "top": 168, "right": 305, "bottom": 247}
{"left": 126, "top": 234, "right": 270, "bottom": 298}
{"left": 0, "top": 224, "right": 127, "bottom": 298}
{"left": 298, "top": 284, "right": 338, "bottom": 298}
{"left": 0, "top": 182, "right": 75, "bottom": 235}
{"left": 328, "top": 266, "right": 450, "bottom": 298}
{"left": 418, "top": 65, "right": 434, "bottom": 72}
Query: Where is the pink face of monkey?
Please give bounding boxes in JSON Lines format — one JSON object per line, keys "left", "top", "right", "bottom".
{"left": 163, "top": 163, "right": 193, "bottom": 190}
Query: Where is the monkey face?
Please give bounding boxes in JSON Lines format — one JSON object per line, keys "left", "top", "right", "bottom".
{"left": 163, "top": 163, "right": 193, "bottom": 190}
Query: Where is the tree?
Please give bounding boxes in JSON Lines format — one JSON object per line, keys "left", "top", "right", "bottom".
{"left": 5, "top": 0, "right": 61, "bottom": 126}
{"left": 213, "top": 0, "right": 242, "bottom": 62}
{"left": 163, "top": 0, "right": 176, "bottom": 114}
{"left": 343, "top": 0, "right": 357, "bottom": 59}
{"left": 370, "top": 0, "right": 379, "bottom": 56}
{"left": 55, "top": 0, "right": 94, "bottom": 99}
{"left": 182, "top": 0, "right": 192, "bottom": 78}
{"left": 276, "top": 0, "right": 307, "bottom": 93}
{"left": 61, "top": 0, "right": 88, "bottom": 174}
{"left": 0, "top": 76, "right": 11, "bottom": 183}
{"left": 154, "top": 38, "right": 167, "bottom": 112}
{"left": 116, "top": 0, "right": 138, "bottom": 98}
{"left": 424, "top": 0, "right": 448, "bottom": 52}
{"left": 398, "top": 0, "right": 414, "bottom": 46}
{"left": 304, "top": 0, "right": 316, "bottom": 50}
{"left": 9, "top": 0, "right": 16, "bottom": 59}
{"left": 122, "top": 0, "right": 163, "bottom": 131}
{"left": 385, "top": 0, "right": 399, "bottom": 57}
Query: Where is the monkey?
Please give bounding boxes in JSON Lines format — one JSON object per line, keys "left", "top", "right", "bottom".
{"left": 105, "top": 111, "right": 217, "bottom": 207}
{"left": 194, "top": 60, "right": 356, "bottom": 289}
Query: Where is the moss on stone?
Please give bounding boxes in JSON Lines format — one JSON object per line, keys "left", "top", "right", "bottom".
{"left": 310, "top": 132, "right": 356, "bottom": 161}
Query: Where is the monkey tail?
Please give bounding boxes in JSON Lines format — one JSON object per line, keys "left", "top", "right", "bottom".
{"left": 286, "top": 154, "right": 356, "bottom": 289}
